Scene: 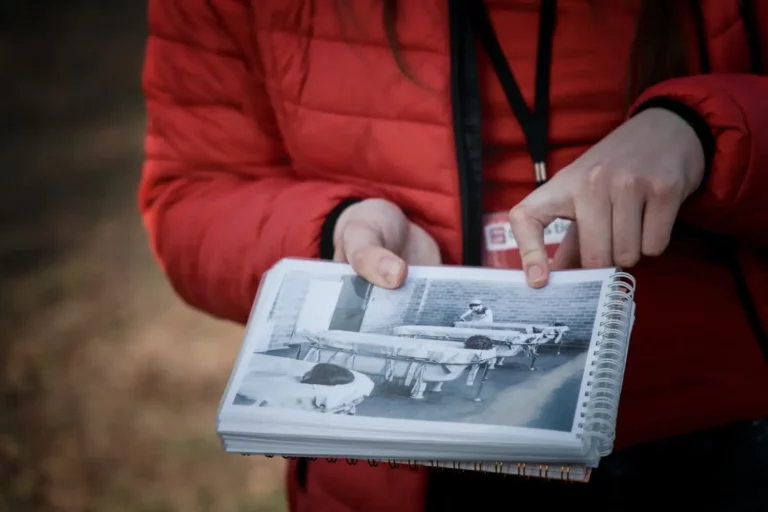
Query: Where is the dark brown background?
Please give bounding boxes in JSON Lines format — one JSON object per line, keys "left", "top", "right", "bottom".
{"left": 0, "top": 2, "right": 286, "bottom": 510}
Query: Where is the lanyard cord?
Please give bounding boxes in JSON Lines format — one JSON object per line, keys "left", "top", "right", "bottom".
{"left": 468, "top": 0, "right": 558, "bottom": 186}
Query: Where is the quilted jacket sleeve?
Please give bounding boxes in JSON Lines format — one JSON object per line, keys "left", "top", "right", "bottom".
{"left": 627, "top": 73, "right": 768, "bottom": 247}
{"left": 139, "top": 0, "right": 369, "bottom": 324}
{"left": 625, "top": 3, "right": 768, "bottom": 246}
{"left": 626, "top": 2, "right": 768, "bottom": 248}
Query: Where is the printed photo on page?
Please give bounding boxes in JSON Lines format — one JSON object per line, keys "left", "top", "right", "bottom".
{"left": 226, "top": 263, "right": 610, "bottom": 435}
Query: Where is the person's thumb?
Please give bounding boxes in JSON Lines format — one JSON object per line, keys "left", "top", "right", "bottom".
{"left": 336, "top": 220, "right": 407, "bottom": 289}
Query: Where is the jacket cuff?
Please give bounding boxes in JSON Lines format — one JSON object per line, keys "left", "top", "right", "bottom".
{"left": 319, "top": 199, "right": 362, "bottom": 260}
{"left": 631, "top": 96, "right": 715, "bottom": 180}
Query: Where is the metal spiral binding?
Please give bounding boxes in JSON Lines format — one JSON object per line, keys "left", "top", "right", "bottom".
{"left": 579, "top": 271, "right": 636, "bottom": 457}
{"left": 255, "top": 272, "right": 636, "bottom": 480}
{"left": 260, "top": 455, "right": 577, "bottom": 480}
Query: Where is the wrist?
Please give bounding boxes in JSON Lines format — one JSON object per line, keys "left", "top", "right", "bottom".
{"left": 632, "top": 98, "right": 714, "bottom": 187}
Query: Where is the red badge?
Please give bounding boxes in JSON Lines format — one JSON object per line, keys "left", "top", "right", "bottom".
{"left": 482, "top": 212, "right": 572, "bottom": 269}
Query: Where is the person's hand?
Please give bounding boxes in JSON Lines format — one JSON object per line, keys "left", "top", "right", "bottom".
{"left": 333, "top": 198, "right": 441, "bottom": 288}
{"left": 508, "top": 107, "right": 707, "bottom": 288}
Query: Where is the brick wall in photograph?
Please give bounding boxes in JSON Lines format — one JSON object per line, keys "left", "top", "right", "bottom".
{"left": 268, "top": 273, "right": 604, "bottom": 347}
{"left": 413, "top": 279, "right": 605, "bottom": 344}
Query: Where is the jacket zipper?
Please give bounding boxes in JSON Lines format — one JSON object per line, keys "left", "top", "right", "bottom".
{"left": 737, "top": 0, "right": 768, "bottom": 361}
{"left": 724, "top": 245, "right": 768, "bottom": 361}
{"left": 693, "top": 0, "right": 768, "bottom": 362}
{"left": 448, "top": 0, "right": 484, "bottom": 267}
{"left": 426, "top": 7, "right": 486, "bottom": 509}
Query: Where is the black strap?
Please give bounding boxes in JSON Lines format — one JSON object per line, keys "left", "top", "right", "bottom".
{"left": 468, "top": 0, "right": 557, "bottom": 186}
{"left": 739, "top": 0, "right": 764, "bottom": 74}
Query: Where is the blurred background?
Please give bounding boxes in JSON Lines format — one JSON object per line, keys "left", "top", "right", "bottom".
{"left": 0, "top": 1, "right": 287, "bottom": 510}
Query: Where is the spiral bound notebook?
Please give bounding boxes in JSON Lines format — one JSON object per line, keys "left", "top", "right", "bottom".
{"left": 216, "top": 258, "right": 636, "bottom": 483}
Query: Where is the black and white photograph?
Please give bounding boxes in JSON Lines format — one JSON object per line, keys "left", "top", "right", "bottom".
{"left": 231, "top": 266, "right": 606, "bottom": 433}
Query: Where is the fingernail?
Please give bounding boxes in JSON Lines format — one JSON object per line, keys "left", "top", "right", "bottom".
{"left": 527, "top": 264, "right": 544, "bottom": 284}
{"left": 378, "top": 258, "right": 403, "bottom": 284}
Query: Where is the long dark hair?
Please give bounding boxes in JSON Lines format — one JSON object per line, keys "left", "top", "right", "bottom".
{"left": 366, "top": 0, "right": 698, "bottom": 106}
{"left": 626, "top": 1, "right": 702, "bottom": 103}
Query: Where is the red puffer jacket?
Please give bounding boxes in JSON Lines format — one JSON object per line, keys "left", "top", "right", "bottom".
{"left": 139, "top": 1, "right": 768, "bottom": 511}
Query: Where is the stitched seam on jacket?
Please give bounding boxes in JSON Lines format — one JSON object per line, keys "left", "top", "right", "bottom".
{"left": 267, "top": 26, "right": 446, "bottom": 56}
{"left": 684, "top": 86, "right": 754, "bottom": 206}
{"left": 279, "top": 97, "right": 448, "bottom": 128}
{"left": 144, "top": 156, "right": 458, "bottom": 208}
{"left": 710, "top": 17, "right": 746, "bottom": 45}
{"left": 147, "top": 32, "right": 244, "bottom": 60}
{"left": 712, "top": 87, "right": 756, "bottom": 205}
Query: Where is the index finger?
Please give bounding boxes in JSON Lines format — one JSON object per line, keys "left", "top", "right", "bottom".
{"left": 508, "top": 205, "right": 550, "bottom": 287}
{"left": 508, "top": 187, "right": 573, "bottom": 288}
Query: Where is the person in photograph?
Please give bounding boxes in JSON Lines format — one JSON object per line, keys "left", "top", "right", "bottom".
{"left": 458, "top": 298, "right": 494, "bottom": 324}
{"left": 139, "top": 1, "right": 768, "bottom": 511}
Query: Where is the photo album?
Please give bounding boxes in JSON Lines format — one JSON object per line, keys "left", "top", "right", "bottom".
{"left": 216, "top": 258, "right": 636, "bottom": 482}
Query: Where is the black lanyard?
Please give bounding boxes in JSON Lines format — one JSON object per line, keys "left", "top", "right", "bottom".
{"left": 468, "top": 0, "right": 557, "bottom": 186}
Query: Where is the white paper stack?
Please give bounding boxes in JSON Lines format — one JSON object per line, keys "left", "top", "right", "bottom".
{"left": 216, "top": 258, "right": 636, "bottom": 482}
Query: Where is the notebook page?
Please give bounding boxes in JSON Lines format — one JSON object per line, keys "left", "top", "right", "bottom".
{"left": 218, "top": 259, "right": 623, "bottom": 458}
